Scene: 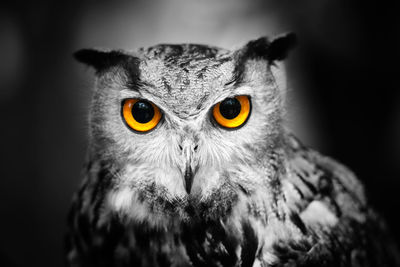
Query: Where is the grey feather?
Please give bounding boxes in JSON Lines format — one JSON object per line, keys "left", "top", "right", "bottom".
{"left": 66, "top": 35, "right": 400, "bottom": 267}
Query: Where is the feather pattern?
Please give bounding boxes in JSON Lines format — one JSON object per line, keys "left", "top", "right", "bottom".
{"left": 66, "top": 134, "right": 400, "bottom": 266}
{"left": 67, "top": 36, "right": 400, "bottom": 267}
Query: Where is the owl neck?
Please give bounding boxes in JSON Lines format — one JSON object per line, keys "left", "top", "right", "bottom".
{"left": 78, "top": 135, "right": 313, "bottom": 266}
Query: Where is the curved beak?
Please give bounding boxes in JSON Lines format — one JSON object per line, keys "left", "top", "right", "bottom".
{"left": 184, "top": 162, "right": 194, "bottom": 194}
{"left": 181, "top": 140, "right": 197, "bottom": 194}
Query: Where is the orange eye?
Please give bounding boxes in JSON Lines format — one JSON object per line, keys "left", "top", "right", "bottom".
{"left": 122, "top": 99, "right": 162, "bottom": 132}
{"left": 212, "top": 95, "right": 251, "bottom": 128}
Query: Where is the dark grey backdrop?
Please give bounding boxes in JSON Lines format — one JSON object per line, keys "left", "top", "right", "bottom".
{"left": 0, "top": 1, "right": 399, "bottom": 266}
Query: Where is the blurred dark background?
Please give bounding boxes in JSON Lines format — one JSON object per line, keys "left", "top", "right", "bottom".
{"left": 0, "top": 0, "right": 399, "bottom": 266}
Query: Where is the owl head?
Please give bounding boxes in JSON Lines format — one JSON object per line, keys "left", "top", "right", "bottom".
{"left": 75, "top": 34, "right": 296, "bottom": 226}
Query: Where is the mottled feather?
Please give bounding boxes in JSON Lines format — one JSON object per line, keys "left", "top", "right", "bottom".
{"left": 67, "top": 35, "right": 400, "bottom": 267}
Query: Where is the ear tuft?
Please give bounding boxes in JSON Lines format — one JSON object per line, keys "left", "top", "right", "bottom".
{"left": 73, "top": 49, "right": 130, "bottom": 73}
{"left": 239, "top": 33, "right": 297, "bottom": 64}
{"left": 242, "top": 37, "right": 270, "bottom": 59}
{"left": 266, "top": 33, "right": 297, "bottom": 62}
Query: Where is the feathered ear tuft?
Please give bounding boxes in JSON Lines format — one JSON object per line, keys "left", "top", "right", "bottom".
{"left": 266, "top": 33, "right": 297, "bottom": 62}
{"left": 240, "top": 33, "right": 297, "bottom": 63}
{"left": 73, "top": 49, "right": 132, "bottom": 73}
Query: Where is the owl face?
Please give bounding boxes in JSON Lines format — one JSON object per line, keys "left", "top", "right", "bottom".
{"left": 76, "top": 34, "right": 296, "bottom": 225}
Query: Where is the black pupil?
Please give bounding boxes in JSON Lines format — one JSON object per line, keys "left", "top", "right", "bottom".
{"left": 219, "top": 98, "right": 241, "bottom": 119}
{"left": 131, "top": 101, "right": 154, "bottom": 123}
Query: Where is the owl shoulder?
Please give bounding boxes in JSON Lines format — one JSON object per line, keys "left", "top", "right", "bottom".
{"left": 275, "top": 133, "right": 400, "bottom": 266}
{"left": 283, "top": 132, "right": 367, "bottom": 218}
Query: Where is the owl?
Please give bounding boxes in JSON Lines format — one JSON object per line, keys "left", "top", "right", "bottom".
{"left": 66, "top": 34, "right": 400, "bottom": 267}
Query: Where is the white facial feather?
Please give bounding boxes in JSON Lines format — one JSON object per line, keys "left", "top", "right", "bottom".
{"left": 86, "top": 42, "right": 289, "bottom": 227}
